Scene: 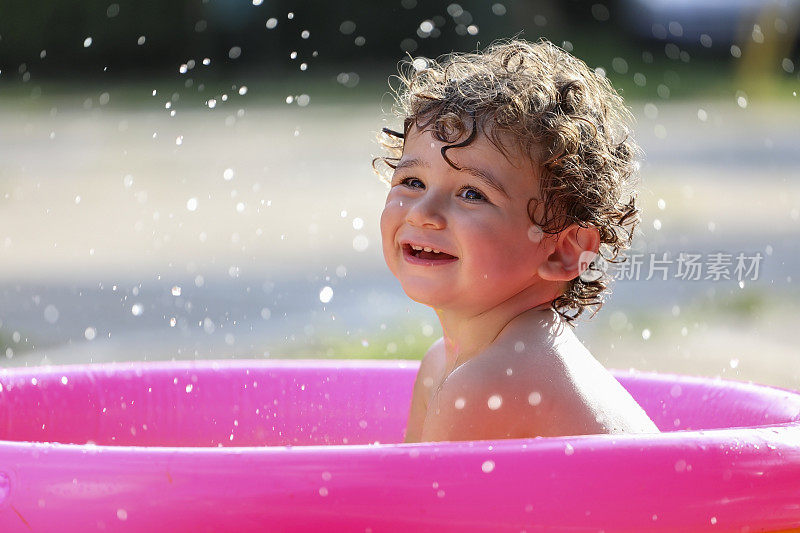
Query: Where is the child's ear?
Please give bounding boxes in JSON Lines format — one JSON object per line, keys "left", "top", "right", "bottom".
{"left": 536, "top": 224, "right": 600, "bottom": 282}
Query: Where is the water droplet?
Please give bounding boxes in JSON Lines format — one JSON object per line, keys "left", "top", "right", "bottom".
{"left": 266, "top": 18, "right": 277, "bottom": 29}
{"left": 670, "top": 384, "right": 682, "bottom": 398}
{"left": 528, "top": 391, "right": 542, "bottom": 406}
{"left": 481, "top": 460, "right": 495, "bottom": 473}
{"left": 412, "top": 58, "right": 428, "bottom": 71}
{"left": 169, "top": 317, "right": 176, "bottom": 327}
{"left": 352, "top": 235, "right": 369, "bottom": 252}
{"left": 83, "top": 37, "right": 93, "bottom": 48}
{"left": 319, "top": 487, "right": 328, "bottom": 497}
{"left": 697, "top": 108, "right": 707, "bottom": 121}
{"left": 454, "top": 397, "right": 466, "bottom": 409}
{"left": 514, "top": 341, "right": 525, "bottom": 352}
{"left": 297, "top": 94, "right": 310, "bottom": 107}
{"left": 527, "top": 225, "right": 543, "bottom": 243}
{"left": 61, "top": 376, "right": 68, "bottom": 385}
{"left": 175, "top": 136, "right": 183, "bottom": 146}
{"left": 641, "top": 328, "right": 651, "bottom": 340}
{"left": 653, "top": 219, "right": 662, "bottom": 230}
{"left": 591, "top": 4, "right": 610, "bottom": 21}
{"left": 729, "top": 358, "right": 739, "bottom": 369}
{"left": 185, "top": 384, "right": 193, "bottom": 393}
{"left": 238, "top": 86, "right": 248, "bottom": 96}
{"left": 137, "top": 36, "right": 146, "bottom": 45}
{"left": 228, "top": 46, "right": 242, "bottom": 60}
{"left": 352, "top": 217, "right": 364, "bottom": 230}
{"left": 319, "top": 286, "right": 333, "bottom": 303}
{"left": 186, "top": 197, "right": 198, "bottom": 211}
{"left": 117, "top": 509, "right": 128, "bottom": 521}
{"left": 44, "top": 304, "right": 59, "bottom": 324}
{"left": 223, "top": 168, "right": 234, "bottom": 181}
{"left": 301, "top": 30, "right": 310, "bottom": 39}
{"left": 491, "top": 3, "right": 506, "bottom": 15}
{"left": 564, "top": 443, "right": 574, "bottom": 456}
{"left": 171, "top": 286, "right": 181, "bottom": 296}
{"left": 260, "top": 308, "right": 271, "bottom": 320}
{"left": 487, "top": 395, "right": 502, "bottom": 410}
{"left": 131, "top": 303, "right": 144, "bottom": 316}
{"left": 84, "top": 327, "right": 96, "bottom": 341}
{"left": 657, "top": 198, "right": 666, "bottom": 210}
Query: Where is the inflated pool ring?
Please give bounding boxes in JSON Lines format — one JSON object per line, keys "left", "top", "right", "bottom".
{"left": 0, "top": 359, "right": 799, "bottom": 532}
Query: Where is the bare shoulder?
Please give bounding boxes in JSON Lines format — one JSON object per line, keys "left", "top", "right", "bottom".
{"left": 423, "top": 323, "right": 658, "bottom": 441}
{"left": 403, "top": 337, "right": 447, "bottom": 443}
{"left": 418, "top": 337, "right": 447, "bottom": 397}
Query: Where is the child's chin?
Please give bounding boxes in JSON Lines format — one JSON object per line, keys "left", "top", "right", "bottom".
{"left": 402, "top": 285, "right": 450, "bottom": 308}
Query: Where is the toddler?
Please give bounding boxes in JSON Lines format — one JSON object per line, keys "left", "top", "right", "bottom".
{"left": 375, "top": 39, "right": 659, "bottom": 443}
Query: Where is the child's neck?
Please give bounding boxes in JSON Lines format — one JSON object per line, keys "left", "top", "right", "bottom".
{"left": 435, "top": 299, "right": 560, "bottom": 374}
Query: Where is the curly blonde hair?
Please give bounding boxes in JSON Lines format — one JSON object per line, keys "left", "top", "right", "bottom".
{"left": 374, "top": 39, "right": 641, "bottom": 324}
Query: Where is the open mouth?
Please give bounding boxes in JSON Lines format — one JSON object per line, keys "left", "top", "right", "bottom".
{"left": 402, "top": 244, "right": 458, "bottom": 263}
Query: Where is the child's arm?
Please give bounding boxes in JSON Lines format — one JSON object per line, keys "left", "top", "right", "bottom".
{"left": 404, "top": 339, "right": 445, "bottom": 443}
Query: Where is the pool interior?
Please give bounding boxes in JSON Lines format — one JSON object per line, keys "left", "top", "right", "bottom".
{"left": 1, "top": 363, "right": 799, "bottom": 447}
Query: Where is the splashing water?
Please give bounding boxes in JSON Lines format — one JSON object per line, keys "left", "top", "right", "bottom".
{"left": 487, "top": 395, "right": 502, "bottom": 410}
{"left": 319, "top": 286, "right": 333, "bottom": 303}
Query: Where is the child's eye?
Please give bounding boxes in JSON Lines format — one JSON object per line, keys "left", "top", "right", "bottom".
{"left": 399, "top": 177, "right": 425, "bottom": 189}
{"left": 458, "top": 187, "right": 487, "bottom": 202}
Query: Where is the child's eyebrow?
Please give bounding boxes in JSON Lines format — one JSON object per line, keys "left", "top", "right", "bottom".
{"left": 459, "top": 166, "right": 510, "bottom": 199}
{"left": 395, "top": 158, "right": 510, "bottom": 199}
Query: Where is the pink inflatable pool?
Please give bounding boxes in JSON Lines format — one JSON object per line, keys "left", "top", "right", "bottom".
{"left": 0, "top": 359, "right": 799, "bottom": 532}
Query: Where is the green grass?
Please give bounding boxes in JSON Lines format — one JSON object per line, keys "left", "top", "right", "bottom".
{"left": 270, "top": 318, "right": 441, "bottom": 360}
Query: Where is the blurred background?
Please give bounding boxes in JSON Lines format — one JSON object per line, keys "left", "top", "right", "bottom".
{"left": 0, "top": 0, "right": 798, "bottom": 388}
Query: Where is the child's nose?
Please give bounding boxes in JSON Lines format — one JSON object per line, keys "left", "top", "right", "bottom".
{"left": 406, "top": 195, "right": 446, "bottom": 229}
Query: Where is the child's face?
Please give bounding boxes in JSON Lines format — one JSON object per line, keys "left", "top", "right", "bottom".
{"left": 380, "top": 125, "right": 551, "bottom": 313}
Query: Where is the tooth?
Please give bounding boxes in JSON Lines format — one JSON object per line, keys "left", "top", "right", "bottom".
{"left": 412, "top": 245, "right": 422, "bottom": 251}
{"left": 423, "top": 247, "right": 432, "bottom": 252}
{"left": 433, "top": 249, "right": 440, "bottom": 253}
